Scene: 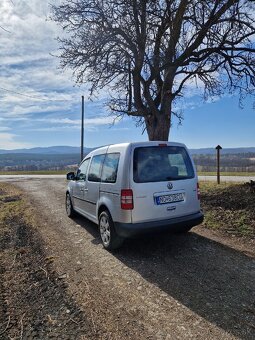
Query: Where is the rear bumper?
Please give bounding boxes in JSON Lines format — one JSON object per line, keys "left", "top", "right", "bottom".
{"left": 114, "top": 211, "right": 204, "bottom": 238}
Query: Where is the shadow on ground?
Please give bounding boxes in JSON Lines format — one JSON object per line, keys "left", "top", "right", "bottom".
{"left": 75, "top": 216, "right": 255, "bottom": 340}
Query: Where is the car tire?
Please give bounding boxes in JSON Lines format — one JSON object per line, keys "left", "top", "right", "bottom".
{"left": 66, "top": 192, "right": 76, "bottom": 217}
{"left": 99, "top": 211, "right": 123, "bottom": 250}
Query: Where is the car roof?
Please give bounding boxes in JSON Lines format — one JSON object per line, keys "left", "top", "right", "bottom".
{"left": 84, "top": 141, "right": 187, "bottom": 160}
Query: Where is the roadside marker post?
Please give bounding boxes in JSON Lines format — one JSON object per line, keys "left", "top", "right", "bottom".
{"left": 216, "top": 145, "right": 222, "bottom": 184}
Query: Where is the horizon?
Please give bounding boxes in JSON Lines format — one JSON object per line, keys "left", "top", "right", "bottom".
{"left": 1, "top": 144, "right": 255, "bottom": 152}
{"left": 0, "top": 1, "right": 254, "bottom": 151}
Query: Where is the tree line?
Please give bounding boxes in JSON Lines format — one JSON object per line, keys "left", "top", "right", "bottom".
{"left": 1, "top": 152, "right": 255, "bottom": 172}
{"left": 193, "top": 153, "right": 255, "bottom": 172}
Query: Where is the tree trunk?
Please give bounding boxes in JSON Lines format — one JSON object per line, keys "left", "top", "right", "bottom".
{"left": 145, "top": 113, "right": 171, "bottom": 141}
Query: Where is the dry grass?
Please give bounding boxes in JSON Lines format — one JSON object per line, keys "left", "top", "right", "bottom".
{"left": 200, "top": 182, "right": 255, "bottom": 238}
{"left": 0, "top": 183, "right": 35, "bottom": 228}
{"left": 0, "top": 183, "right": 93, "bottom": 339}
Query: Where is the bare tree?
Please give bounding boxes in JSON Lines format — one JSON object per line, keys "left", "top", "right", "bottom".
{"left": 51, "top": 0, "right": 255, "bottom": 141}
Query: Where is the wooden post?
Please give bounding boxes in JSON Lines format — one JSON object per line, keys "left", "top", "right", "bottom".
{"left": 215, "top": 145, "right": 222, "bottom": 184}
{"left": 81, "top": 95, "right": 84, "bottom": 162}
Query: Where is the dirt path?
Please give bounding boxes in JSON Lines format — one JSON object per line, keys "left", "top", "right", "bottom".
{"left": 2, "top": 178, "right": 255, "bottom": 339}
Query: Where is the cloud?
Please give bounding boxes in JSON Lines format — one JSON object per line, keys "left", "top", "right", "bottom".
{"left": 45, "top": 116, "right": 119, "bottom": 126}
{"left": 0, "top": 126, "right": 11, "bottom": 132}
{"left": 0, "top": 132, "right": 33, "bottom": 149}
{"left": 0, "top": 0, "right": 84, "bottom": 121}
{"left": 27, "top": 116, "right": 119, "bottom": 132}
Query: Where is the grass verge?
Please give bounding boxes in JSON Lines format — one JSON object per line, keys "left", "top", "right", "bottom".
{"left": 200, "top": 182, "right": 255, "bottom": 238}
{"left": 198, "top": 171, "right": 255, "bottom": 176}
{"left": 0, "top": 183, "right": 93, "bottom": 339}
{"left": 0, "top": 170, "right": 68, "bottom": 175}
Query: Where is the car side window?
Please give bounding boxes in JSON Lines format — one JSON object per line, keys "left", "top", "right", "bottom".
{"left": 101, "top": 153, "right": 120, "bottom": 183}
{"left": 88, "top": 154, "right": 105, "bottom": 182}
{"left": 76, "top": 158, "right": 90, "bottom": 181}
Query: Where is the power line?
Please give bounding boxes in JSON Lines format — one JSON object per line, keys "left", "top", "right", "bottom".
{"left": 0, "top": 25, "right": 11, "bottom": 33}
{"left": 0, "top": 86, "right": 64, "bottom": 102}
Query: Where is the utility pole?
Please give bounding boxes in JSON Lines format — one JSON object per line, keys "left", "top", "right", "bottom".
{"left": 81, "top": 95, "right": 84, "bottom": 162}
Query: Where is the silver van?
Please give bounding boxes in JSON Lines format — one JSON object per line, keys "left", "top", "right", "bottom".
{"left": 66, "top": 141, "right": 203, "bottom": 250}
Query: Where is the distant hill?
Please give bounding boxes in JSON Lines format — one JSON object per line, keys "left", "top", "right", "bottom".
{"left": 0, "top": 146, "right": 95, "bottom": 155}
{"left": 1, "top": 145, "right": 255, "bottom": 155}
{"left": 189, "top": 147, "right": 255, "bottom": 155}
{"left": 0, "top": 145, "right": 254, "bottom": 171}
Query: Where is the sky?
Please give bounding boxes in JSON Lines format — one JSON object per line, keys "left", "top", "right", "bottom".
{"left": 0, "top": 0, "right": 254, "bottom": 150}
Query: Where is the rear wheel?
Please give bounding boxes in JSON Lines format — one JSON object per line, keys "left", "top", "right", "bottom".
{"left": 66, "top": 193, "right": 75, "bottom": 217}
{"left": 99, "top": 211, "right": 123, "bottom": 250}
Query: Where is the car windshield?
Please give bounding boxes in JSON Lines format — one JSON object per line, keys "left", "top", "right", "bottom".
{"left": 133, "top": 146, "right": 195, "bottom": 183}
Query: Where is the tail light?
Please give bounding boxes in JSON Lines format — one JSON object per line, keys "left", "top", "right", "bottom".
{"left": 121, "top": 189, "right": 133, "bottom": 210}
{"left": 197, "top": 182, "right": 201, "bottom": 200}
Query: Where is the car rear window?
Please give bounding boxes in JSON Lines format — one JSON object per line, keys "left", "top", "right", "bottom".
{"left": 133, "top": 146, "right": 195, "bottom": 183}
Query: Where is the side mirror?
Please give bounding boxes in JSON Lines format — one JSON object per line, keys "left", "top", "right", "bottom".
{"left": 66, "top": 172, "right": 75, "bottom": 180}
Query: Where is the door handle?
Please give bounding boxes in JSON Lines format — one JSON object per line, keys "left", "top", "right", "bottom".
{"left": 84, "top": 188, "right": 88, "bottom": 192}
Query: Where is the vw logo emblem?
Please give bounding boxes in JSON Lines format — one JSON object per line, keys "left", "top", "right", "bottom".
{"left": 167, "top": 182, "right": 173, "bottom": 190}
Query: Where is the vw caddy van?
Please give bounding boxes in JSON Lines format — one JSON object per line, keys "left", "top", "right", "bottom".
{"left": 66, "top": 142, "right": 203, "bottom": 250}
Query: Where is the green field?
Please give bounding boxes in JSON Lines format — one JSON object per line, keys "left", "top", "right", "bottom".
{"left": 198, "top": 171, "right": 255, "bottom": 176}
{"left": 0, "top": 170, "right": 69, "bottom": 175}
{"left": 0, "top": 170, "right": 255, "bottom": 176}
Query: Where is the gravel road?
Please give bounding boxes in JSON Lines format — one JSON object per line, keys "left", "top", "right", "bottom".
{"left": 5, "top": 178, "right": 255, "bottom": 339}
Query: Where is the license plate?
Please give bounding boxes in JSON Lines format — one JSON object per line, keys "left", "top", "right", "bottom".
{"left": 155, "top": 193, "right": 184, "bottom": 205}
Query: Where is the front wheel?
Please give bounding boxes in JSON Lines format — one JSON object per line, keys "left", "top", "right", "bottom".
{"left": 66, "top": 193, "right": 76, "bottom": 217}
{"left": 99, "top": 211, "right": 123, "bottom": 250}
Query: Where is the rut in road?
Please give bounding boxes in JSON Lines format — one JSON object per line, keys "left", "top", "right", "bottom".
{"left": 14, "top": 178, "right": 255, "bottom": 340}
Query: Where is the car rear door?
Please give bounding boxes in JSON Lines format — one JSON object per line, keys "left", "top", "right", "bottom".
{"left": 131, "top": 145, "right": 200, "bottom": 223}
